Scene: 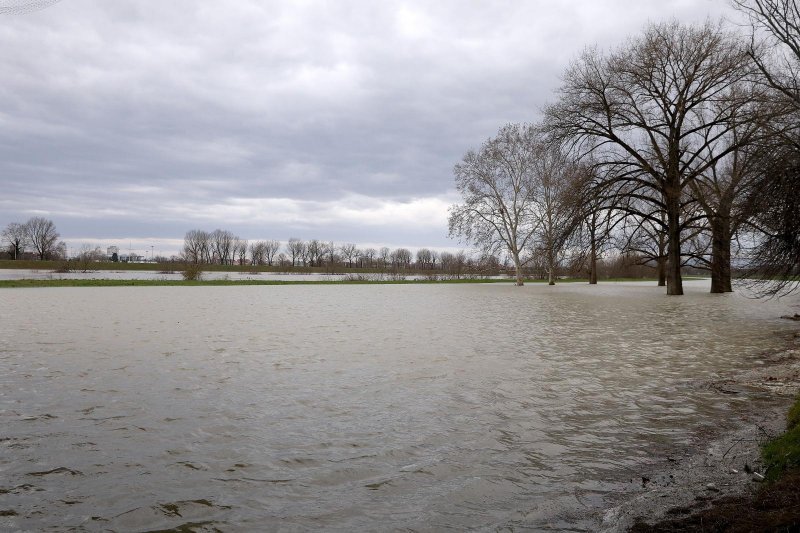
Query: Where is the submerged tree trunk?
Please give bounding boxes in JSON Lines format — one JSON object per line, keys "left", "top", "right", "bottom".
{"left": 665, "top": 183, "right": 684, "bottom": 295}
{"left": 589, "top": 225, "right": 598, "bottom": 284}
{"left": 657, "top": 257, "right": 667, "bottom": 287}
{"left": 512, "top": 249, "right": 524, "bottom": 286}
{"left": 709, "top": 215, "right": 733, "bottom": 293}
{"left": 547, "top": 246, "right": 556, "bottom": 285}
{"left": 656, "top": 231, "right": 667, "bottom": 287}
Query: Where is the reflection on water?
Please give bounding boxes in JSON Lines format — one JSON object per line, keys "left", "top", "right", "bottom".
{"left": 0, "top": 281, "right": 797, "bottom": 531}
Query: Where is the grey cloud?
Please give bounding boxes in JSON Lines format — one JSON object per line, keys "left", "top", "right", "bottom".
{"left": 0, "top": 0, "right": 739, "bottom": 248}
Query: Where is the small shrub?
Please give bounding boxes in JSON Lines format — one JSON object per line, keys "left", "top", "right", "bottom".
{"left": 181, "top": 263, "right": 203, "bottom": 281}
{"left": 52, "top": 263, "right": 71, "bottom": 273}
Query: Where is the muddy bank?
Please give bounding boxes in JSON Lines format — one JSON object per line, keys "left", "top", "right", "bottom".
{"left": 597, "top": 334, "right": 800, "bottom": 532}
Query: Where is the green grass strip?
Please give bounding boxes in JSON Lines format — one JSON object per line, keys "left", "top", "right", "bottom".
{"left": 762, "top": 396, "right": 800, "bottom": 481}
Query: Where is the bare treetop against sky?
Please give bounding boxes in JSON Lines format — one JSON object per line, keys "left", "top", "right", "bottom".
{"left": 0, "top": 0, "right": 738, "bottom": 254}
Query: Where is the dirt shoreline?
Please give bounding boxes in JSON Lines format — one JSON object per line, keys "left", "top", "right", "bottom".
{"left": 596, "top": 332, "right": 800, "bottom": 532}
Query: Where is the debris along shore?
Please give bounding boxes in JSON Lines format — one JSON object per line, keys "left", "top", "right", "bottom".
{"left": 598, "top": 332, "right": 800, "bottom": 532}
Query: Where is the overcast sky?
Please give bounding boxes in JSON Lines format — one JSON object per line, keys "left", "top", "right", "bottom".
{"left": 0, "top": 0, "right": 741, "bottom": 257}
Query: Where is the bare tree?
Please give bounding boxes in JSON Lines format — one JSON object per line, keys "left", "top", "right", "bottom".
{"left": 529, "top": 141, "right": 583, "bottom": 285}
{"left": 362, "top": 247, "right": 377, "bottom": 268}
{"left": 340, "top": 243, "right": 358, "bottom": 267}
{"left": 618, "top": 209, "right": 670, "bottom": 284}
{"left": 571, "top": 174, "right": 625, "bottom": 284}
{"left": 234, "top": 238, "right": 248, "bottom": 266}
{"left": 440, "top": 250, "right": 468, "bottom": 279}
{"left": 287, "top": 238, "right": 305, "bottom": 267}
{"left": 76, "top": 244, "right": 104, "bottom": 272}
{"left": 210, "top": 229, "right": 235, "bottom": 265}
{"left": 183, "top": 229, "right": 210, "bottom": 263}
{"left": 732, "top": 0, "right": 800, "bottom": 294}
{"left": 545, "top": 21, "right": 759, "bottom": 294}
{"left": 2, "top": 222, "right": 27, "bottom": 259}
{"left": 264, "top": 240, "right": 280, "bottom": 266}
{"left": 379, "top": 246, "right": 390, "bottom": 269}
{"left": 25, "top": 216, "right": 59, "bottom": 260}
{"left": 740, "top": 131, "right": 800, "bottom": 294}
{"left": 448, "top": 123, "right": 542, "bottom": 285}
{"left": 733, "top": 0, "right": 800, "bottom": 108}
{"left": 689, "top": 140, "right": 763, "bottom": 292}
{"left": 390, "top": 248, "right": 412, "bottom": 268}
{"left": 325, "top": 241, "right": 337, "bottom": 266}
{"left": 416, "top": 248, "right": 433, "bottom": 269}
{"left": 249, "top": 241, "right": 266, "bottom": 265}
{"left": 306, "top": 239, "right": 320, "bottom": 267}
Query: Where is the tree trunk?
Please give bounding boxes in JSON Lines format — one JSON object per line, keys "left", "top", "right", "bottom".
{"left": 665, "top": 184, "right": 684, "bottom": 295}
{"left": 589, "top": 240, "right": 598, "bottom": 285}
{"left": 657, "top": 257, "right": 667, "bottom": 287}
{"left": 547, "top": 247, "right": 555, "bottom": 285}
{"left": 512, "top": 250, "right": 524, "bottom": 286}
{"left": 709, "top": 215, "right": 733, "bottom": 293}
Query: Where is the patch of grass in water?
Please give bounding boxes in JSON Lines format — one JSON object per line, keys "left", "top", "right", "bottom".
{"left": 762, "top": 395, "right": 800, "bottom": 481}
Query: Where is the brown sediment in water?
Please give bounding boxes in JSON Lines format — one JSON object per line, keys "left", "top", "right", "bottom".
{"left": 598, "top": 335, "right": 800, "bottom": 532}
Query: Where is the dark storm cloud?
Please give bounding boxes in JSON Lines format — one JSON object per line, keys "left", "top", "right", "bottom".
{"left": 0, "top": 0, "right": 738, "bottom": 252}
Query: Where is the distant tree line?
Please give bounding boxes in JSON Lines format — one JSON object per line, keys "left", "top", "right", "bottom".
{"left": 448, "top": 0, "right": 800, "bottom": 295}
{"left": 180, "top": 229, "right": 487, "bottom": 274}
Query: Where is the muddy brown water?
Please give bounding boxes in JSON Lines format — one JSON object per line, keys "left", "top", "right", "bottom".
{"left": 1, "top": 281, "right": 797, "bottom": 531}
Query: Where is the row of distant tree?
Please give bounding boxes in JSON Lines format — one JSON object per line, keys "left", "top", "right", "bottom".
{"left": 2, "top": 217, "right": 63, "bottom": 260}
{"left": 448, "top": 0, "right": 800, "bottom": 295}
{"left": 181, "top": 228, "right": 483, "bottom": 272}
{"left": 1, "top": 215, "right": 684, "bottom": 280}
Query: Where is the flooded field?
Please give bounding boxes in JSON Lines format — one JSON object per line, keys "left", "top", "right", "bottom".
{"left": 1, "top": 281, "right": 797, "bottom": 531}
{"left": 0, "top": 268, "right": 349, "bottom": 282}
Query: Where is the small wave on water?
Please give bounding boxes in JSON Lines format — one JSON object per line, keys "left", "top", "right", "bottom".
{"left": 0, "top": 281, "right": 797, "bottom": 530}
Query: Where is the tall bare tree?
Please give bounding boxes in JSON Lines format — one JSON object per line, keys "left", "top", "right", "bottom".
{"left": 449, "top": 123, "right": 542, "bottom": 285}
{"left": 2, "top": 222, "right": 27, "bottom": 259}
{"left": 689, "top": 140, "right": 763, "bottom": 292}
{"left": 287, "top": 238, "right": 305, "bottom": 267}
{"left": 249, "top": 241, "right": 266, "bottom": 265}
{"left": 234, "top": 237, "right": 248, "bottom": 266}
{"left": 210, "top": 229, "right": 235, "bottom": 265}
{"left": 340, "top": 243, "right": 358, "bottom": 267}
{"left": 264, "top": 240, "right": 281, "bottom": 266}
{"left": 25, "top": 217, "right": 59, "bottom": 260}
{"left": 183, "top": 229, "right": 208, "bottom": 263}
{"left": 529, "top": 141, "right": 583, "bottom": 285}
{"left": 571, "top": 168, "right": 626, "bottom": 284}
{"left": 362, "top": 247, "right": 377, "bottom": 268}
{"left": 306, "top": 239, "right": 324, "bottom": 267}
{"left": 545, "top": 21, "right": 758, "bottom": 294}
{"left": 732, "top": 0, "right": 800, "bottom": 294}
{"left": 379, "top": 246, "right": 390, "bottom": 268}
{"left": 733, "top": 0, "right": 800, "bottom": 108}
{"left": 416, "top": 248, "right": 433, "bottom": 269}
{"left": 390, "top": 248, "right": 412, "bottom": 268}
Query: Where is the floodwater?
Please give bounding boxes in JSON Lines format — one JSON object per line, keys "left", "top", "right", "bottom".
{"left": 0, "top": 268, "right": 350, "bottom": 282}
{"left": 1, "top": 281, "right": 797, "bottom": 531}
